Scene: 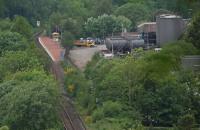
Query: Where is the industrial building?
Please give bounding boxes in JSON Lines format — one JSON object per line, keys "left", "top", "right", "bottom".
{"left": 137, "top": 22, "right": 157, "bottom": 46}
{"left": 105, "top": 14, "right": 188, "bottom": 53}
{"left": 138, "top": 14, "right": 187, "bottom": 47}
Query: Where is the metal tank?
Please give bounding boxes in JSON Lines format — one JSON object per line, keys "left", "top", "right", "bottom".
{"left": 106, "top": 37, "right": 130, "bottom": 52}
{"left": 130, "top": 39, "right": 145, "bottom": 49}
{"left": 105, "top": 37, "right": 145, "bottom": 53}
{"left": 156, "top": 14, "right": 186, "bottom": 46}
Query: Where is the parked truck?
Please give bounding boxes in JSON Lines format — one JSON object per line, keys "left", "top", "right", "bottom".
{"left": 74, "top": 38, "right": 95, "bottom": 47}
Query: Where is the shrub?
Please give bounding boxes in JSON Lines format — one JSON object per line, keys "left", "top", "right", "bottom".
{"left": 186, "top": 12, "right": 200, "bottom": 50}
{"left": 92, "top": 108, "right": 104, "bottom": 122}
{"left": 102, "top": 101, "right": 122, "bottom": 117}
{"left": 0, "top": 126, "right": 9, "bottom": 130}
{"left": 177, "top": 114, "right": 195, "bottom": 130}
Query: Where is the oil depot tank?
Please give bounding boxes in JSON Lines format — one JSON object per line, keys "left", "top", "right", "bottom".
{"left": 130, "top": 39, "right": 145, "bottom": 49}
{"left": 105, "top": 37, "right": 145, "bottom": 53}
{"left": 156, "top": 14, "right": 186, "bottom": 46}
{"left": 106, "top": 37, "right": 130, "bottom": 52}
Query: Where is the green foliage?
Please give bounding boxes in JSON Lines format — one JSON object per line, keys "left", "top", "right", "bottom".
{"left": 61, "top": 31, "right": 75, "bottom": 49}
{"left": 0, "top": 18, "right": 12, "bottom": 31}
{"left": 102, "top": 101, "right": 122, "bottom": 117}
{"left": 92, "top": 108, "right": 104, "bottom": 122}
{"left": 0, "top": 31, "right": 28, "bottom": 55}
{"left": 186, "top": 12, "right": 200, "bottom": 49}
{"left": 0, "top": 126, "right": 9, "bottom": 130}
{"left": 0, "top": 51, "right": 43, "bottom": 82}
{"left": 177, "top": 114, "right": 195, "bottom": 130}
{"left": 115, "top": 3, "right": 150, "bottom": 29}
{"left": 0, "top": 16, "right": 60, "bottom": 130}
{"left": 11, "top": 16, "right": 33, "bottom": 39}
{"left": 84, "top": 14, "right": 132, "bottom": 38}
{"left": 2, "top": 0, "right": 56, "bottom": 24}
{"left": 0, "top": 81, "right": 17, "bottom": 98}
{"left": 0, "top": 71, "right": 60, "bottom": 130}
{"left": 81, "top": 41, "right": 200, "bottom": 128}
{"left": 94, "top": 0, "right": 113, "bottom": 16}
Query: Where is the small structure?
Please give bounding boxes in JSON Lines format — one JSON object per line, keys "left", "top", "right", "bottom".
{"left": 52, "top": 32, "right": 60, "bottom": 42}
{"left": 100, "top": 50, "right": 114, "bottom": 59}
{"left": 37, "top": 21, "right": 40, "bottom": 27}
{"left": 156, "top": 14, "right": 186, "bottom": 46}
{"left": 182, "top": 55, "right": 200, "bottom": 71}
{"left": 154, "top": 48, "right": 162, "bottom": 52}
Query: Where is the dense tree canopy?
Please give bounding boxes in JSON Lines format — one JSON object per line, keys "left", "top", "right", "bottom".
{"left": 1, "top": 0, "right": 199, "bottom": 39}
{"left": 0, "top": 71, "right": 60, "bottom": 130}
{"left": 76, "top": 41, "right": 200, "bottom": 129}
{"left": 115, "top": 3, "right": 150, "bottom": 29}
{"left": 0, "top": 16, "right": 61, "bottom": 130}
{"left": 186, "top": 12, "right": 200, "bottom": 49}
{"left": 0, "top": 32, "right": 27, "bottom": 56}
{"left": 84, "top": 14, "right": 132, "bottom": 38}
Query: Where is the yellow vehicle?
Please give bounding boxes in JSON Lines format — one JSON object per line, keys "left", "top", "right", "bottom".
{"left": 74, "top": 38, "right": 95, "bottom": 47}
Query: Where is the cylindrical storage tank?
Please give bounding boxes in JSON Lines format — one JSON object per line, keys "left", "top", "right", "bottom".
{"left": 156, "top": 14, "right": 186, "bottom": 46}
{"left": 105, "top": 38, "right": 130, "bottom": 52}
{"left": 130, "top": 39, "right": 145, "bottom": 49}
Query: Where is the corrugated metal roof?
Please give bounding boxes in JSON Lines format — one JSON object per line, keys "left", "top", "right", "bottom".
{"left": 137, "top": 22, "right": 156, "bottom": 28}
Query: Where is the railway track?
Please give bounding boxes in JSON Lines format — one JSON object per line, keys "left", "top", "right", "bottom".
{"left": 62, "top": 106, "right": 75, "bottom": 130}
{"left": 34, "top": 32, "right": 86, "bottom": 130}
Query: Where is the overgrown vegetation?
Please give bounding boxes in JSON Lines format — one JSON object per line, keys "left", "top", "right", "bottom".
{"left": 1, "top": 0, "right": 200, "bottom": 45}
{"left": 0, "top": 18, "right": 61, "bottom": 130}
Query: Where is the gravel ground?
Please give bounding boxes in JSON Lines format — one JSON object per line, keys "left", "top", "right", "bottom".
{"left": 68, "top": 45, "right": 107, "bottom": 70}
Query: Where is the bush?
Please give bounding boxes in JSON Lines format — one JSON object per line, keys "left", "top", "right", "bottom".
{"left": 92, "top": 108, "right": 104, "bottom": 122}
{"left": 11, "top": 16, "right": 33, "bottom": 39}
{"left": 177, "top": 114, "right": 195, "bottom": 130}
{"left": 186, "top": 12, "right": 200, "bottom": 50}
{"left": 0, "top": 126, "right": 9, "bottom": 130}
{"left": 102, "top": 101, "right": 122, "bottom": 117}
{"left": 0, "top": 31, "right": 28, "bottom": 56}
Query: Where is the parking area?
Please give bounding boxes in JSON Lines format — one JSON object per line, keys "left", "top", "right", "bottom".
{"left": 68, "top": 45, "right": 107, "bottom": 70}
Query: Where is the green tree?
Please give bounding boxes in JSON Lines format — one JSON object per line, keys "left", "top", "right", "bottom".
{"left": 0, "top": 31, "right": 28, "bottom": 55}
{"left": 84, "top": 14, "right": 132, "bottom": 38}
{"left": 61, "top": 31, "right": 75, "bottom": 50}
{"left": 94, "top": 0, "right": 113, "bottom": 16}
{"left": 0, "top": 51, "right": 42, "bottom": 82}
{"left": 115, "top": 3, "right": 150, "bottom": 30}
{"left": 177, "top": 114, "right": 195, "bottom": 130}
{"left": 186, "top": 12, "right": 200, "bottom": 49}
{"left": 0, "top": 18, "right": 12, "bottom": 31}
{"left": 0, "top": 71, "right": 60, "bottom": 130}
{"left": 11, "top": 16, "right": 33, "bottom": 39}
{"left": 83, "top": 41, "right": 199, "bottom": 127}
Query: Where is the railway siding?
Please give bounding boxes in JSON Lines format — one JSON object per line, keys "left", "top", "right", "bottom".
{"left": 37, "top": 36, "right": 86, "bottom": 130}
